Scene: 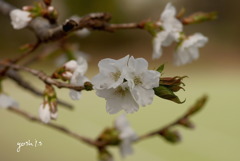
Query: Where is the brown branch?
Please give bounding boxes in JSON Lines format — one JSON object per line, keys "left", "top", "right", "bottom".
{"left": 6, "top": 69, "right": 73, "bottom": 109}
{"left": 0, "top": 61, "right": 93, "bottom": 91}
{"left": 135, "top": 95, "right": 208, "bottom": 142}
{"left": 8, "top": 107, "right": 97, "bottom": 147}
{"left": 0, "top": 0, "right": 215, "bottom": 44}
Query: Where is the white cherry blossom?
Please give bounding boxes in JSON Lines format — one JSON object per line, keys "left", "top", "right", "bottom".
{"left": 115, "top": 115, "right": 137, "bottom": 158}
{"left": 174, "top": 33, "right": 208, "bottom": 66}
{"left": 125, "top": 56, "right": 160, "bottom": 106}
{"left": 92, "top": 55, "right": 129, "bottom": 90}
{"left": 39, "top": 103, "right": 57, "bottom": 124}
{"left": 96, "top": 83, "right": 139, "bottom": 114}
{"left": 152, "top": 3, "right": 183, "bottom": 59}
{"left": 0, "top": 94, "right": 18, "bottom": 108}
{"left": 66, "top": 57, "right": 89, "bottom": 100}
{"left": 10, "top": 9, "right": 32, "bottom": 30}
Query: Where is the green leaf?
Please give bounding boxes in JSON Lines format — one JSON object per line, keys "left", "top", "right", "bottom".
{"left": 156, "top": 64, "right": 165, "bottom": 73}
{"left": 154, "top": 85, "right": 185, "bottom": 104}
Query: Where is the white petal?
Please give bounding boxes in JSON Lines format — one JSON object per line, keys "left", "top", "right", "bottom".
{"left": 0, "top": 94, "right": 18, "bottom": 108}
{"left": 115, "top": 115, "right": 129, "bottom": 131}
{"left": 131, "top": 86, "right": 155, "bottom": 107}
{"left": 161, "top": 3, "right": 176, "bottom": 22}
{"left": 50, "top": 112, "right": 58, "bottom": 119}
{"left": 106, "top": 97, "right": 124, "bottom": 114}
{"left": 76, "top": 56, "right": 88, "bottom": 74}
{"left": 10, "top": 9, "right": 31, "bottom": 30}
{"left": 141, "top": 70, "right": 160, "bottom": 89}
{"left": 120, "top": 140, "right": 134, "bottom": 158}
{"left": 120, "top": 127, "right": 137, "bottom": 140}
{"left": 39, "top": 104, "right": 51, "bottom": 124}
{"left": 69, "top": 90, "right": 81, "bottom": 100}
{"left": 122, "top": 91, "right": 139, "bottom": 113}
{"left": 92, "top": 73, "right": 115, "bottom": 89}
{"left": 93, "top": 55, "right": 129, "bottom": 89}
{"left": 128, "top": 56, "right": 148, "bottom": 73}
{"left": 152, "top": 31, "right": 169, "bottom": 59}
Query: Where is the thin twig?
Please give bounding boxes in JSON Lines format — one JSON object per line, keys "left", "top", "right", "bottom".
{"left": 6, "top": 69, "right": 73, "bottom": 109}
{"left": 136, "top": 95, "right": 208, "bottom": 142}
{"left": 0, "top": 62, "right": 92, "bottom": 91}
{"left": 8, "top": 107, "right": 97, "bottom": 147}
{"left": 0, "top": 42, "right": 41, "bottom": 76}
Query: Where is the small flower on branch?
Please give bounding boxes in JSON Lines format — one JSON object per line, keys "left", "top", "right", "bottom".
{"left": 115, "top": 115, "right": 137, "bottom": 158}
{"left": 174, "top": 33, "right": 208, "bottom": 66}
{"left": 39, "top": 85, "right": 57, "bottom": 123}
{"left": 0, "top": 93, "right": 19, "bottom": 109}
{"left": 152, "top": 3, "right": 183, "bottom": 59}
{"left": 10, "top": 9, "right": 32, "bottom": 30}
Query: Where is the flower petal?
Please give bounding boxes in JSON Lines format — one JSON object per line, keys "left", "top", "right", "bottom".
{"left": 120, "top": 140, "right": 134, "bottom": 158}
{"left": 0, "top": 94, "right": 18, "bottom": 108}
{"left": 39, "top": 104, "right": 51, "bottom": 124}
{"left": 130, "top": 86, "right": 155, "bottom": 107}
{"left": 141, "top": 70, "right": 160, "bottom": 89}
{"left": 128, "top": 56, "right": 148, "bottom": 73}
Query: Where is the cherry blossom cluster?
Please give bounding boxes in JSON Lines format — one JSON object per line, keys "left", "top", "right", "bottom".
{"left": 152, "top": 3, "right": 208, "bottom": 66}
{"left": 92, "top": 55, "right": 160, "bottom": 114}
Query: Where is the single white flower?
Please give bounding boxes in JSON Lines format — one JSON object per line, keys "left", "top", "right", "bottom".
{"left": 152, "top": 3, "right": 183, "bottom": 59}
{"left": 0, "top": 94, "right": 18, "bottom": 108}
{"left": 174, "top": 33, "right": 208, "bottom": 66}
{"left": 115, "top": 115, "right": 137, "bottom": 158}
{"left": 96, "top": 83, "right": 139, "bottom": 114}
{"left": 61, "top": 56, "right": 89, "bottom": 100}
{"left": 39, "top": 103, "right": 57, "bottom": 124}
{"left": 125, "top": 56, "right": 160, "bottom": 106}
{"left": 10, "top": 9, "right": 32, "bottom": 30}
{"left": 92, "top": 55, "right": 129, "bottom": 90}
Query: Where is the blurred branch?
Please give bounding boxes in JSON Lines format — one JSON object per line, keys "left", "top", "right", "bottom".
{"left": 136, "top": 95, "right": 208, "bottom": 142}
{"left": 0, "top": 61, "right": 93, "bottom": 91}
{"left": 0, "top": 0, "right": 15, "bottom": 15}
{"left": 0, "top": 42, "right": 40, "bottom": 77}
{"left": 6, "top": 69, "right": 73, "bottom": 109}
{"left": 0, "top": 0, "right": 216, "bottom": 44}
{"left": 8, "top": 107, "right": 97, "bottom": 147}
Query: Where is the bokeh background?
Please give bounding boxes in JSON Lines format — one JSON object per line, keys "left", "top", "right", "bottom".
{"left": 0, "top": 0, "right": 240, "bottom": 161}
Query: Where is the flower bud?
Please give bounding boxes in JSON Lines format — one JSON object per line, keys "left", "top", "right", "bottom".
{"left": 64, "top": 60, "right": 78, "bottom": 72}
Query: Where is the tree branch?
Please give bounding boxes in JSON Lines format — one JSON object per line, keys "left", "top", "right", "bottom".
{"left": 6, "top": 69, "right": 73, "bottom": 109}
{"left": 8, "top": 107, "right": 97, "bottom": 147}
{"left": 0, "top": 61, "right": 93, "bottom": 91}
{"left": 136, "top": 95, "right": 208, "bottom": 142}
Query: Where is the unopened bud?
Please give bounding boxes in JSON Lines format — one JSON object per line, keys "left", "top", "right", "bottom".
{"left": 62, "top": 71, "right": 73, "bottom": 80}
{"left": 64, "top": 60, "right": 78, "bottom": 72}
{"left": 48, "top": 6, "right": 54, "bottom": 12}
{"left": 159, "top": 130, "right": 181, "bottom": 143}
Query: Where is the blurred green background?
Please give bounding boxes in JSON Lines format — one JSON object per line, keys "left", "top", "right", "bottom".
{"left": 0, "top": 0, "right": 240, "bottom": 161}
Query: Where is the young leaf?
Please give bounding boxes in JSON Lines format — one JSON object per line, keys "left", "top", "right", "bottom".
{"left": 153, "top": 85, "right": 185, "bottom": 104}
{"left": 156, "top": 64, "right": 165, "bottom": 73}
